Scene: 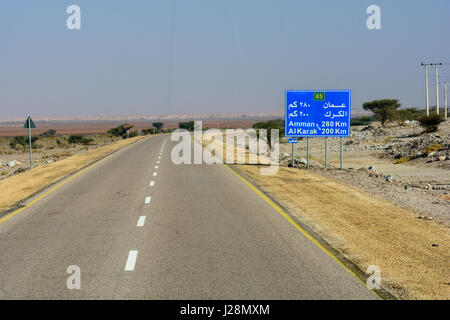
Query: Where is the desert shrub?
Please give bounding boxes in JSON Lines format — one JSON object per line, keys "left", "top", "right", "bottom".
{"left": 128, "top": 130, "right": 139, "bottom": 138}
{"left": 418, "top": 114, "right": 445, "bottom": 133}
{"left": 253, "top": 119, "right": 284, "bottom": 148}
{"left": 51, "top": 151, "right": 72, "bottom": 159}
{"left": 1, "top": 171, "right": 8, "bottom": 176}
{"left": 40, "top": 129, "right": 56, "bottom": 137}
{"left": 350, "top": 116, "right": 376, "bottom": 126}
{"left": 397, "top": 108, "right": 420, "bottom": 122}
{"left": 68, "top": 135, "right": 93, "bottom": 145}
{"left": 394, "top": 156, "right": 410, "bottom": 164}
{"left": 107, "top": 123, "right": 134, "bottom": 137}
{"left": 425, "top": 144, "right": 443, "bottom": 155}
{"left": 10, "top": 136, "right": 39, "bottom": 149}
{"left": 142, "top": 128, "right": 157, "bottom": 135}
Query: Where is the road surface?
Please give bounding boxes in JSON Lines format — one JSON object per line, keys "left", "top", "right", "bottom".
{"left": 0, "top": 135, "right": 376, "bottom": 299}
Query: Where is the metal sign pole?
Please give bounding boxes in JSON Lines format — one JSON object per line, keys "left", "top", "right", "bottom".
{"left": 306, "top": 137, "right": 310, "bottom": 169}
{"left": 324, "top": 137, "right": 328, "bottom": 169}
{"left": 340, "top": 137, "right": 343, "bottom": 170}
{"left": 28, "top": 117, "right": 32, "bottom": 168}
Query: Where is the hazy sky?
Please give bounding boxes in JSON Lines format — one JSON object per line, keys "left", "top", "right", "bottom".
{"left": 1, "top": 0, "right": 449, "bottom": 118}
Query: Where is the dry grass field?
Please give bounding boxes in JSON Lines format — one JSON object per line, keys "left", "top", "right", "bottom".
{"left": 234, "top": 165, "right": 449, "bottom": 300}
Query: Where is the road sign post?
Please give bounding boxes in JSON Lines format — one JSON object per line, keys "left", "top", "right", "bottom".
{"left": 288, "top": 138, "right": 297, "bottom": 167}
{"left": 340, "top": 137, "right": 343, "bottom": 170}
{"left": 24, "top": 116, "right": 36, "bottom": 168}
{"left": 291, "top": 143, "right": 294, "bottom": 167}
{"left": 285, "top": 90, "right": 351, "bottom": 169}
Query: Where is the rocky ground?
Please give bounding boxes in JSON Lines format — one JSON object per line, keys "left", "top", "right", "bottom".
{"left": 0, "top": 134, "right": 121, "bottom": 180}
{"left": 279, "top": 120, "right": 450, "bottom": 226}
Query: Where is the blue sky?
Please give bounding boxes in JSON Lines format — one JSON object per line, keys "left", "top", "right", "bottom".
{"left": 1, "top": 0, "right": 449, "bottom": 118}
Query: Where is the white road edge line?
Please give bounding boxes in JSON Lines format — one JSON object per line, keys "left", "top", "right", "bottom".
{"left": 137, "top": 216, "right": 146, "bottom": 227}
{"left": 124, "top": 250, "right": 138, "bottom": 271}
{"left": 145, "top": 196, "right": 151, "bottom": 204}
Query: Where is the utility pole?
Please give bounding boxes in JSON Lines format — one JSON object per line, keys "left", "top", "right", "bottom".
{"left": 422, "top": 63, "right": 442, "bottom": 115}
{"left": 421, "top": 63, "right": 430, "bottom": 116}
{"left": 434, "top": 63, "right": 442, "bottom": 114}
{"left": 445, "top": 81, "right": 448, "bottom": 119}
{"left": 441, "top": 81, "right": 448, "bottom": 119}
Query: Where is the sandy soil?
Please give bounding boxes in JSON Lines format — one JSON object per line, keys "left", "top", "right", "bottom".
{"left": 234, "top": 165, "right": 450, "bottom": 300}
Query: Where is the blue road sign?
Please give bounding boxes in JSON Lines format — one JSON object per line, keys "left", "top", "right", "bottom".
{"left": 288, "top": 138, "right": 298, "bottom": 143}
{"left": 285, "top": 90, "right": 351, "bottom": 137}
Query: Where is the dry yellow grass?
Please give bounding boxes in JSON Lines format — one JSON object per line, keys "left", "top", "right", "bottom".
{"left": 0, "top": 136, "right": 145, "bottom": 213}
{"left": 235, "top": 165, "right": 450, "bottom": 300}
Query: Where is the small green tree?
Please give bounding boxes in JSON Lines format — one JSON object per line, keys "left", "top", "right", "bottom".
{"left": 152, "top": 122, "right": 164, "bottom": 131}
{"left": 362, "top": 99, "right": 401, "bottom": 126}
{"left": 417, "top": 114, "right": 445, "bottom": 133}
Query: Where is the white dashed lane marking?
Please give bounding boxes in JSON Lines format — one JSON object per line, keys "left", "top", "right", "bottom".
{"left": 137, "top": 216, "right": 146, "bottom": 227}
{"left": 145, "top": 196, "right": 151, "bottom": 204}
{"left": 153, "top": 172, "right": 157, "bottom": 176}
{"left": 149, "top": 180, "right": 155, "bottom": 187}
{"left": 124, "top": 250, "right": 138, "bottom": 271}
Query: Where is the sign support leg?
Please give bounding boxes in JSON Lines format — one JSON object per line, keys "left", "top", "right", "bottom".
{"left": 291, "top": 143, "right": 294, "bottom": 167}
{"left": 324, "top": 137, "right": 328, "bottom": 169}
{"left": 340, "top": 137, "right": 343, "bottom": 170}
{"left": 306, "top": 137, "right": 310, "bottom": 169}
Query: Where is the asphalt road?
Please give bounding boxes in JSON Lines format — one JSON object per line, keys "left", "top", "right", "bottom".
{"left": 0, "top": 135, "right": 376, "bottom": 299}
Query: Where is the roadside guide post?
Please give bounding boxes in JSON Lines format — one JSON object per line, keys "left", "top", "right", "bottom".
{"left": 285, "top": 90, "right": 351, "bottom": 171}
{"left": 23, "top": 116, "right": 36, "bottom": 168}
